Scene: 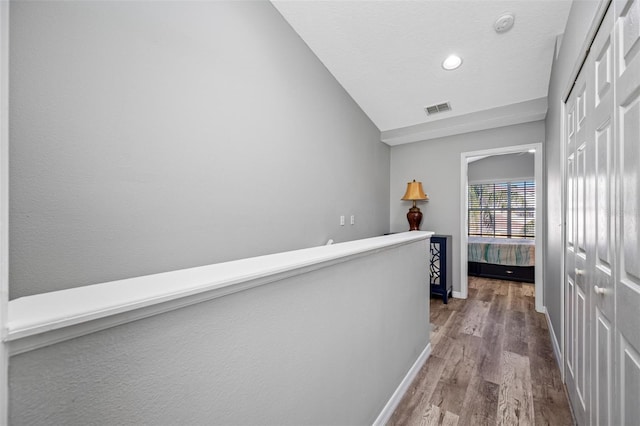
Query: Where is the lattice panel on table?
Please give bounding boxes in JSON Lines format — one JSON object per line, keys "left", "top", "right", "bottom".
{"left": 430, "top": 241, "right": 441, "bottom": 285}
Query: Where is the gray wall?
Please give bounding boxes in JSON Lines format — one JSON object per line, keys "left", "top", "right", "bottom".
{"left": 9, "top": 1, "right": 390, "bottom": 299}
{"left": 544, "top": 0, "right": 603, "bottom": 343}
{"left": 9, "top": 239, "right": 430, "bottom": 425}
{"left": 468, "top": 152, "right": 535, "bottom": 183}
{"left": 390, "top": 121, "right": 545, "bottom": 293}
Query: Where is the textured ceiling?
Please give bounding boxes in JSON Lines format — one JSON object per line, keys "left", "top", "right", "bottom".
{"left": 272, "top": 0, "right": 572, "bottom": 144}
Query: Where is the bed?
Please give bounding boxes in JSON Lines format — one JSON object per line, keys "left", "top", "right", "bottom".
{"left": 467, "top": 237, "right": 535, "bottom": 283}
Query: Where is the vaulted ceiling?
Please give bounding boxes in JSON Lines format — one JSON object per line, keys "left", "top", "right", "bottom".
{"left": 272, "top": 1, "right": 572, "bottom": 145}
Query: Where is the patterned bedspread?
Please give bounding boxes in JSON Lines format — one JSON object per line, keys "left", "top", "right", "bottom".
{"left": 468, "top": 237, "right": 535, "bottom": 267}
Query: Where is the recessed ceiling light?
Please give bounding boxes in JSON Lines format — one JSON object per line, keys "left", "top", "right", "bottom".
{"left": 442, "top": 54, "right": 462, "bottom": 70}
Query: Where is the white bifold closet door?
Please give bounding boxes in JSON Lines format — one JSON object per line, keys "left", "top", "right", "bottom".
{"left": 564, "top": 0, "right": 640, "bottom": 424}
{"left": 565, "top": 23, "right": 593, "bottom": 424}
{"left": 614, "top": 0, "right": 640, "bottom": 424}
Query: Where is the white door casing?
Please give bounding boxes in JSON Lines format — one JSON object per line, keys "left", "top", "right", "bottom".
{"left": 459, "top": 144, "right": 544, "bottom": 312}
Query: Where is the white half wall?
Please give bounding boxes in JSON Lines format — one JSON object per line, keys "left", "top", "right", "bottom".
{"left": 8, "top": 237, "right": 430, "bottom": 425}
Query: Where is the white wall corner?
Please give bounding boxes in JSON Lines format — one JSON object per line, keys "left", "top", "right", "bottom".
{"left": 534, "top": 143, "right": 544, "bottom": 314}
{"left": 459, "top": 153, "right": 469, "bottom": 300}
{"left": 554, "top": 33, "right": 564, "bottom": 60}
{"left": 1, "top": 0, "right": 10, "bottom": 422}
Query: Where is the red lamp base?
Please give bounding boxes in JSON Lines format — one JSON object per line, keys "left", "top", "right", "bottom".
{"left": 407, "top": 206, "right": 423, "bottom": 231}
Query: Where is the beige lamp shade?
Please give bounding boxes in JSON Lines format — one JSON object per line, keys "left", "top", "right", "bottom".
{"left": 401, "top": 180, "right": 429, "bottom": 201}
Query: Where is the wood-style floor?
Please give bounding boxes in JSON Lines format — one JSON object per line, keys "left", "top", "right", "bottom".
{"left": 388, "top": 276, "right": 574, "bottom": 426}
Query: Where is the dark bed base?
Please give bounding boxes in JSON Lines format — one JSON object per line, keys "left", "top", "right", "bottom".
{"left": 468, "top": 262, "right": 534, "bottom": 283}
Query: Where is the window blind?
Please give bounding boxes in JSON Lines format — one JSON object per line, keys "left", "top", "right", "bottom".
{"left": 468, "top": 181, "right": 535, "bottom": 239}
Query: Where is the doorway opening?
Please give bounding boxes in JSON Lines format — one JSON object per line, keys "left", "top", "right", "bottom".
{"left": 459, "top": 143, "right": 544, "bottom": 313}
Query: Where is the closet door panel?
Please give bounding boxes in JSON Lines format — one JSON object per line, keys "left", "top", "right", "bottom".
{"left": 595, "top": 126, "right": 612, "bottom": 268}
{"left": 576, "top": 141, "right": 587, "bottom": 258}
{"left": 616, "top": 0, "right": 640, "bottom": 424}
{"left": 619, "top": 0, "right": 640, "bottom": 68}
{"left": 619, "top": 332, "right": 640, "bottom": 425}
{"left": 576, "top": 286, "right": 587, "bottom": 409}
{"left": 576, "top": 74, "right": 593, "bottom": 422}
{"left": 616, "top": 96, "right": 640, "bottom": 426}
{"left": 591, "top": 10, "right": 615, "bottom": 424}
{"left": 620, "top": 100, "right": 639, "bottom": 278}
{"left": 565, "top": 91, "right": 585, "bottom": 423}
{"left": 595, "top": 309, "right": 613, "bottom": 426}
{"left": 568, "top": 276, "right": 575, "bottom": 376}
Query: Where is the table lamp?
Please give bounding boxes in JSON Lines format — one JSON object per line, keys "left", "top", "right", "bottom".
{"left": 401, "top": 179, "right": 429, "bottom": 231}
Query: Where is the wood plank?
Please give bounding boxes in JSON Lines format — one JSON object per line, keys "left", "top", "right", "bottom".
{"left": 427, "top": 341, "right": 476, "bottom": 417}
{"left": 460, "top": 300, "right": 491, "bottom": 337}
{"left": 469, "top": 276, "right": 482, "bottom": 289}
{"left": 458, "top": 373, "right": 500, "bottom": 426}
{"left": 441, "top": 410, "right": 460, "bottom": 426}
{"left": 417, "top": 407, "right": 459, "bottom": 426}
{"left": 468, "top": 286, "right": 479, "bottom": 299}
{"left": 452, "top": 333, "right": 484, "bottom": 369}
{"left": 497, "top": 351, "right": 535, "bottom": 425}
{"left": 532, "top": 387, "right": 574, "bottom": 426}
{"left": 432, "top": 295, "right": 465, "bottom": 313}
{"left": 431, "top": 334, "right": 456, "bottom": 359}
{"left": 521, "top": 283, "right": 535, "bottom": 297}
{"left": 388, "top": 355, "right": 447, "bottom": 426}
{"left": 477, "top": 288, "right": 496, "bottom": 303}
{"left": 487, "top": 294, "right": 507, "bottom": 325}
{"left": 477, "top": 322, "right": 505, "bottom": 384}
{"left": 431, "top": 310, "right": 462, "bottom": 357}
{"left": 504, "top": 310, "right": 528, "bottom": 356}
{"left": 523, "top": 294, "right": 535, "bottom": 312}
{"left": 474, "top": 278, "right": 496, "bottom": 302}
{"left": 431, "top": 306, "right": 454, "bottom": 327}
{"left": 418, "top": 404, "right": 441, "bottom": 426}
{"left": 443, "top": 311, "right": 467, "bottom": 339}
{"left": 494, "top": 281, "right": 510, "bottom": 296}
{"left": 525, "top": 309, "right": 548, "bottom": 332}
{"left": 508, "top": 283, "right": 527, "bottom": 312}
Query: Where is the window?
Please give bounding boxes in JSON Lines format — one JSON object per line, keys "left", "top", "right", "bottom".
{"left": 468, "top": 181, "right": 535, "bottom": 239}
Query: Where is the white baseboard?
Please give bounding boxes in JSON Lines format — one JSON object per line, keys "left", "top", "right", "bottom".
{"left": 452, "top": 291, "right": 464, "bottom": 298}
{"left": 373, "top": 342, "right": 431, "bottom": 426}
{"left": 543, "top": 306, "right": 563, "bottom": 372}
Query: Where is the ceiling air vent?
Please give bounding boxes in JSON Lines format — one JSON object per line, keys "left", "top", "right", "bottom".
{"left": 424, "top": 102, "right": 451, "bottom": 116}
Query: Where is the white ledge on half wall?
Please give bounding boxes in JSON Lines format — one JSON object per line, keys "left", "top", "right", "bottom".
{"left": 6, "top": 231, "right": 433, "bottom": 355}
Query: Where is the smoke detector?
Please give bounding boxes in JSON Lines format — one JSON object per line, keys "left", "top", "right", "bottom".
{"left": 494, "top": 13, "right": 515, "bottom": 33}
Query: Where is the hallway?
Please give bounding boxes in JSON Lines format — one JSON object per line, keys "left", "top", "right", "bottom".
{"left": 389, "top": 277, "right": 573, "bottom": 425}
